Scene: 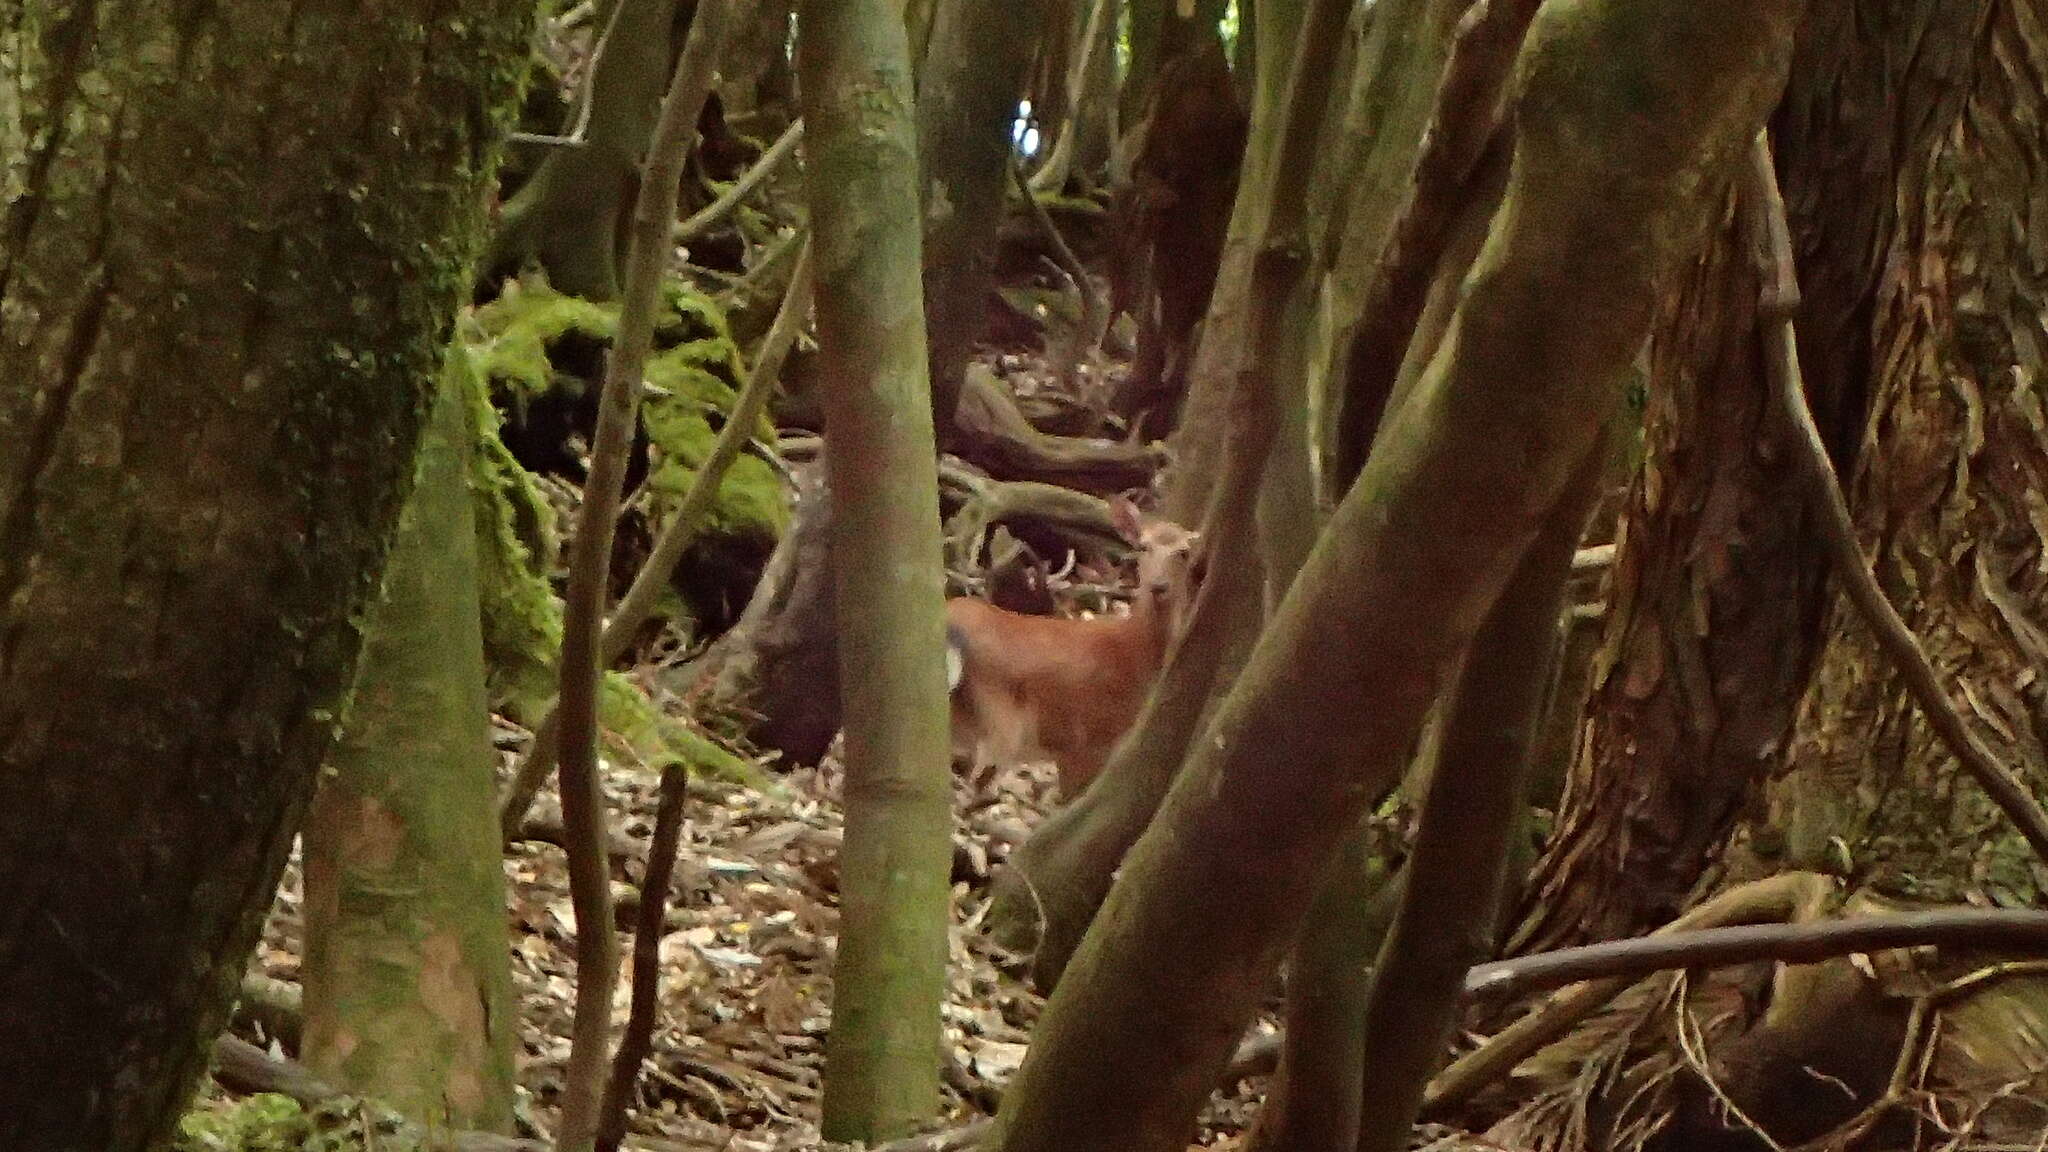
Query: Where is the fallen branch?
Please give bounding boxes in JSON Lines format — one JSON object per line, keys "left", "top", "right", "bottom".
{"left": 941, "top": 469, "right": 1126, "bottom": 574}
{"left": 1466, "top": 907, "right": 2048, "bottom": 1001}
{"left": 952, "top": 363, "right": 1163, "bottom": 495}
{"left": 1741, "top": 132, "right": 2048, "bottom": 865}
{"left": 1424, "top": 872, "right": 1835, "bottom": 1115}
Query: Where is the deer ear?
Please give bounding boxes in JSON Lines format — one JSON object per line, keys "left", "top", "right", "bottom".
{"left": 1108, "top": 495, "right": 1144, "bottom": 545}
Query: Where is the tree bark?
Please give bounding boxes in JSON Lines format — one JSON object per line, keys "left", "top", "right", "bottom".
{"left": 1158, "top": 0, "right": 1307, "bottom": 524}
{"left": 1341, "top": 448, "right": 1601, "bottom": 1152}
{"left": 301, "top": 354, "right": 518, "bottom": 1134}
{"left": 1509, "top": 170, "right": 1833, "bottom": 955}
{"left": 984, "top": 0, "right": 1801, "bottom": 1145}
{"left": 800, "top": 0, "right": 957, "bottom": 1141}
{"left": 0, "top": 0, "right": 529, "bottom": 1146}
{"left": 1767, "top": 0, "right": 2048, "bottom": 916}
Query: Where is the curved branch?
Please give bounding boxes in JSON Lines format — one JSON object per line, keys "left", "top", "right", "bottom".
{"left": 1741, "top": 133, "right": 2048, "bottom": 865}
{"left": 677, "top": 117, "right": 805, "bottom": 242}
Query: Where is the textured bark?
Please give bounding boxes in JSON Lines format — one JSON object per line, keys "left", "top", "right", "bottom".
{"left": 0, "top": 0, "right": 529, "bottom": 1146}
{"left": 985, "top": 0, "right": 1801, "bottom": 1144}
{"left": 1768, "top": 0, "right": 2048, "bottom": 908}
{"left": 800, "top": 0, "right": 957, "bottom": 1140}
{"left": 301, "top": 357, "right": 517, "bottom": 1134}
{"left": 673, "top": 463, "right": 843, "bottom": 764}
{"left": 1510, "top": 179, "right": 1833, "bottom": 954}
{"left": 1107, "top": 41, "right": 1246, "bottom": 432}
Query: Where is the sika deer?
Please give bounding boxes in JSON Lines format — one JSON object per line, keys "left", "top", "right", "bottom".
{"left": 944, "top": 497, "right": 1199, "bottom": 800}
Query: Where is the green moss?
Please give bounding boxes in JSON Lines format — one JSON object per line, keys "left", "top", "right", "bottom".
{"left": 599, "top": 671, "right": 773, "bottom": 789}
{"left": 174, "top": 1094, "right": 312, "bottom": 1152}
{"left": 174, "top": 1090, "right": 452, "bottom": 1152}
{"left": 470, "top": 273, "right": 618, "bottom": 396}
{"left": 457, "top": 276, "right": 790, "bottom": 723}
{"left": 446, "top": 328, "right": 563, "bottom": 724}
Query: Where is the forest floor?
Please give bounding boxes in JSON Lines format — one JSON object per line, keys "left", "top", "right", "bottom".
{"left": 244, "top": 689, "right": 1272, "bottom": 1150}
{"left": 232, "top": 348, "right": 1277, "bottom": 1151}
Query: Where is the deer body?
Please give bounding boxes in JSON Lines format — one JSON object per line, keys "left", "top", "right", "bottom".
{"left": 944, "top": 499, "right": 1196, "bottom": 799}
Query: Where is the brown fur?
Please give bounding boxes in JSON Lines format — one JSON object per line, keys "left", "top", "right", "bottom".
{"left": 945, "top": 500, "right": 1197, "bottom": 799}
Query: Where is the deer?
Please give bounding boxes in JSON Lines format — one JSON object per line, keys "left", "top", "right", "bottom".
{"left": 944, "top": 496, "right": 1200, "bottom": 801}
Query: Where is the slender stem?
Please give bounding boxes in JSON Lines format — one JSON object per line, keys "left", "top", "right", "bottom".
{"left": 552, "top": 4, "right": 735, "bottom": 1150}
{"left": 594, "top": 760, "right": 692, "bottom": 1152}
{"left": 498, "top": 238, "right": 812, "bottom": 840}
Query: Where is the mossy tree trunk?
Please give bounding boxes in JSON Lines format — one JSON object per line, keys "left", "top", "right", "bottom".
{"left": 300, "top": 353, "right": 518, "bottom": 1134}
{"left": 799, "top": 0, "right": 957, "bottom": 1142}
{"left": 984, "top": 0, "right": 1800, "bottom": 1146}
{"left": 0, "top": 0, "right": 529, "bottom": 1146}
{"left": 487, "top": 0, "right": 692, "bottom": 299}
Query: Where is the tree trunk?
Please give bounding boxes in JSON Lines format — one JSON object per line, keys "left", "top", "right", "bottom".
{"left": 799, "top": 0, "right": 957, "bottom": 1141}
{"left": 1158, "top": 0, "right": 1305, "bottom": 524}
{"left": 487, "top": 0, "right": 691, "bottom": 299}
{"left": 1341, "top": 448, "right": 1602, "bottom": 1152}
{"left": 1513, "top": 0, "right": 1989, "bottom": 957}
{"left": 301, "top": 354, "right": 518, "bottom": 1134}
{"left": 918, "top": 0, "right": 1054, "bottom": 439}
{"left": 0, "top": 1, "right": 528, "bottom": 1146}
{"left": 1508, "top": 181, "right": 1833, "bottom": 955}
{"left": 985, "top": 0, "right": 1800, "bottom": 1144}
{"left": 1070, "top": 0, "right": 1120, "bottom": 179}
{"left": 1767, "top": 0, "right": 2048, "bottom": 916}
{"left": 674, "top": 463, "right": 843, "bottom": 764}
{"left": 721, "top": 0, "right": 797, "bottom": 120}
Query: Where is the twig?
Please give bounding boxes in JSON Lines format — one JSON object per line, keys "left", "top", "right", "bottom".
{"left": 1010, "top": 160, "right": 1107, "bottom": 395}
{"left": 1739, "top": 132, "right": 2048, "bottom": 866}
{"left": 1327, "top": 0, "right": 1539, "bottom": 498}
{"left": 596, "top": 761, "right": 692, "bottom": 1152}
{"left": 677, "top": 117, "right": 806, "bottom": 242}
{"left": 499, "top": 240, "right": 812, "bottom": 839}
{"left": 509, "top": 0, "right": 625, "bottom": 148}
{"left": 552, "top": 4, "right": 735, "bottom": 1150}
{"left": 1465, "top": 908, "right": 2048, "bottom": 1001}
